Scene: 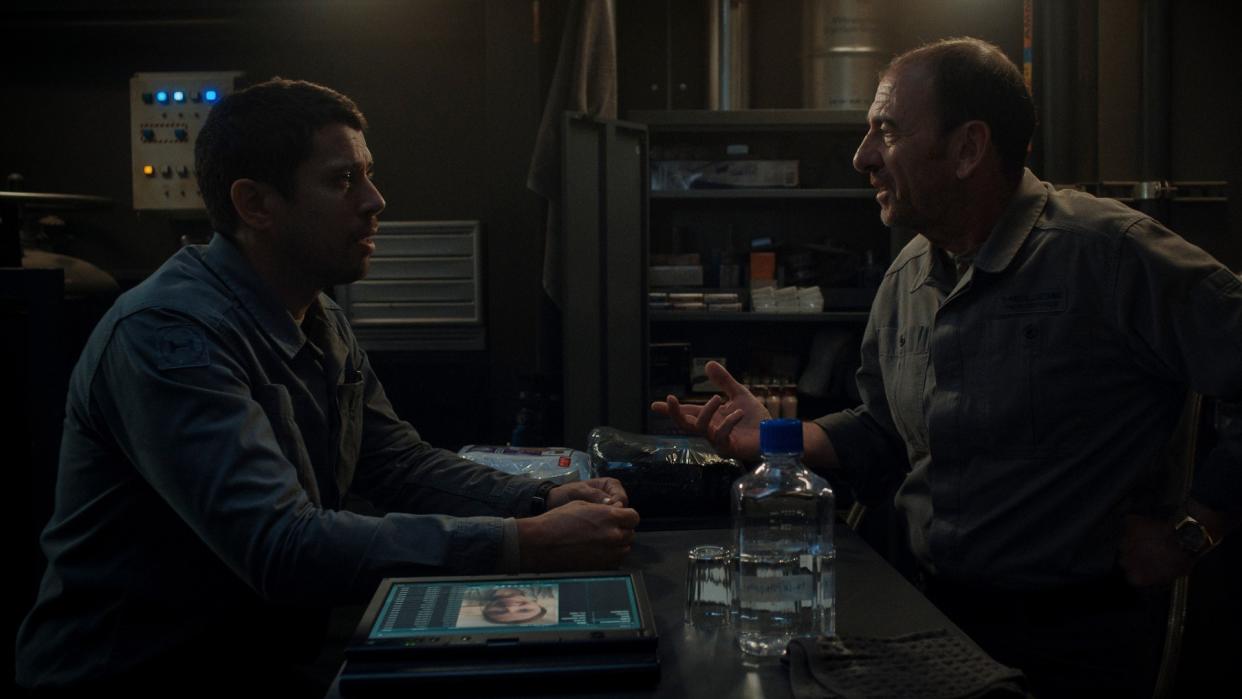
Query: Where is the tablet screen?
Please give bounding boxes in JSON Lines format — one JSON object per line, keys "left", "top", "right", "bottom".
{"left": 368, "top": 575, "right": 643, "bottom": 640}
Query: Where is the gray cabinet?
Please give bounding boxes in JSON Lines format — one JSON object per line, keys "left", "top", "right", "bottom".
{"left": 560, "top": 114, "right": 649, "bottom": 449}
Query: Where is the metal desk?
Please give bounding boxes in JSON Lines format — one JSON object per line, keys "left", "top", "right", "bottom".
{"left": 327, "top": 525, "right": 977, "bottom": 698}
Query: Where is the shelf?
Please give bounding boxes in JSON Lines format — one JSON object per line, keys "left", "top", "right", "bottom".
{"left": 629, "top": 109, "right": 867, "bottom": 131}
{"left": 0, "top": 190, "right": 113, "bottom": 210}
{"left": 651, "top": 188, "right": 874, "bottom": 200}
{"left": 650, "top": 310, "right": 869, "bottom": 323}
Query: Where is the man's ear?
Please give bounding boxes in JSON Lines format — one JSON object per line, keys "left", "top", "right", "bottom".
{"left": 229, "top": 178, "right": 280, "bottom": 232}
{"left": 952, "top": 120, "right": 991, "bottom": 179}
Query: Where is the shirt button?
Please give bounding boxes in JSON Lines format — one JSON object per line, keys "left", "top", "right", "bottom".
{"left": 1023, "top": 325, "right": 1037, "bottom": 339}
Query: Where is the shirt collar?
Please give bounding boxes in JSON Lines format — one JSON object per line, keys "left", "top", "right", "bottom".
{"left": 900, "top": 234, "right": 937, "bottom": 294}
{"left": 973, "top": 168, "right": 1048, "bottom": 275}
{"left": 202, "top": 234, "right": 308, "bottom": 360}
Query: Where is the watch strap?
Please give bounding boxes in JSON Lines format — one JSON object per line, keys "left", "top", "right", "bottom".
{"left": 529, "top": 480, "right": 556, "bottom": 515}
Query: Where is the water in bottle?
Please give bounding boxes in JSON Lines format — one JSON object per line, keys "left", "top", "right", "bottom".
{"left": 733, "top": 418, "right": 836, "bottom": 656}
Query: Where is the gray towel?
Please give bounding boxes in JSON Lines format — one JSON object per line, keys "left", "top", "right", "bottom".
{"left": 786, "top": 630, "right": 1029, "bottom": 699}
{"left": 527, "top": 0, "right": 617, "bottom": 305}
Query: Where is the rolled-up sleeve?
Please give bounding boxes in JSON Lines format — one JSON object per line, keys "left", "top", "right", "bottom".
{"left": 813, "top": 315, "right": 911, "bottom": 504}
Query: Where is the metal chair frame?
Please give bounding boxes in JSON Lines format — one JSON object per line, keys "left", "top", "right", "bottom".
{"left": 1152, "top": 392, "right": 1203, "bottom": 699}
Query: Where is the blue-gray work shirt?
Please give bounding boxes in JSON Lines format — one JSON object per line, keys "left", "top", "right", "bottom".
{"left": 817, "top": 169, "right": 1242, "bottom": 590}
{"left": 17, "top": 234, "right": 541, "bottom": 686}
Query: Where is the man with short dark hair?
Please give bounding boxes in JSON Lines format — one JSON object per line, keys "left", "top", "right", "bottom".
{"left": 16, "top": 78, "right": 638, "bottom": 693}
{"left": 657, "top": 38, "right": 1241, "bottom": 696}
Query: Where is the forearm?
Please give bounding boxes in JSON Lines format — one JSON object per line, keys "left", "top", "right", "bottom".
{"left": 355, "top": 438, "right": 542, "bottom": 517}
{"left": 802, "top": 420, "right": 840, "bottom": 471}
{"left": 252, "top": 508, "right": 515, "bottom": 603}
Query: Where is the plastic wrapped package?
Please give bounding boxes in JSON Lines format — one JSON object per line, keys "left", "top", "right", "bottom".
{"left": 587, "top": 427, "right": 745, "bottom": 518}
{"left": 457, "top": 445, "right": 595, "bottom": 485}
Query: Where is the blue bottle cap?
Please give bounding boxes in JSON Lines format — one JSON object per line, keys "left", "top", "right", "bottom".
{"left": 759, "top": 418, "right": 803, "bottom": 454}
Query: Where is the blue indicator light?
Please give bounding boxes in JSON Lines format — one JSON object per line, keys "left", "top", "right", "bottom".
{"left": 173, "top": 90, "right": 185, "bottom": 102}
{"left": 155, "top": 90, "right": 169, "bottom": 104}
{"left": 204, "top": 89, "right": 219, "bottom": 103}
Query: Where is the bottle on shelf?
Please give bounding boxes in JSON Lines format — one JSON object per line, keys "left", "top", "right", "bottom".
{"left": 780, "top": 384, "right": 798, "bottom": 419}
{"left": 762, "top": 382, "right": 782, "bottom": 418}
{"left": 732, "top": 418, "right": 836, "bottom": 656}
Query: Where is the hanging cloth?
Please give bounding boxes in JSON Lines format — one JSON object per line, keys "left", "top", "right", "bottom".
{"left": 526, "top": 0, "right": 617, "bottom": 305}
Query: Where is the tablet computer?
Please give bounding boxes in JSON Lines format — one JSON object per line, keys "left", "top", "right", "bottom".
{"left": 339, "top": 571, "right": 659, "bottom": 695}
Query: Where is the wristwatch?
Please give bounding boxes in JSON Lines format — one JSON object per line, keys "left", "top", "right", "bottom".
{"left": 1174, "top": 515, "right": 1218, "bottom": 557}
{"left": 529, "top": 480, "right": 557, "bottom": 515}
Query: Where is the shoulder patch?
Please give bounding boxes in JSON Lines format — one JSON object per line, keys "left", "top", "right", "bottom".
{"left": 156, "top": 324, "right": 210, "bottom": 370}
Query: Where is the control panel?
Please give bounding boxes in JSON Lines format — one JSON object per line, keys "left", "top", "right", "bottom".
{"left": 130, "top": 71, "right": 242, "bottom": 211}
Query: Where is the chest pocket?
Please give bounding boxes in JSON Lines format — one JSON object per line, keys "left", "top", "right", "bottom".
{"left": 878, "top": 325, "right": 931, "bottom": 450}
{"left": 254, "top": 383, "right": 322, "bottom": 507}
{"left": 335, "top": 375, "right": 365, "bottom": 499}
{"left": 961, "top": 308, "right": 1093, "bottom": 456}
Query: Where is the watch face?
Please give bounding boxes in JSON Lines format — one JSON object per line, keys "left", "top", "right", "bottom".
{"left": 1177, "top": 520, "right": 1207, "bottom": 554}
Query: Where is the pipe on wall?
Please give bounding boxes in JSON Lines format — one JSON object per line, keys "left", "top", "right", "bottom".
{"left": 1138, "top": 0, "right": 1169, "bottom": 181}
{"left": 1034, "top": 0, "right": 1099, "bottom": 185}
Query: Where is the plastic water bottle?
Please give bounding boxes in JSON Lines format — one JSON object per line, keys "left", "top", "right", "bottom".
{"left": 732, "top": 418, "right": 836, "bottom": 656}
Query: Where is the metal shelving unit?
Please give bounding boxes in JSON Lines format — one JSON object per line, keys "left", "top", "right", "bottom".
{"left": 651, "top": 188, "right": 874, "bottom": 200}
{"left": 634, "top": 110, "right": 886, "bottom": 430}
{"left": 650, "top": 310, "right": 869, "bottom": 323}
{"left": 630, "top": 109, "right": 867, "bottom": 131}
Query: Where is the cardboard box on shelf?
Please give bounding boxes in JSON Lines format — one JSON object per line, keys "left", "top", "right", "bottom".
{"left": 651, "top": 253, "right": 701, "bottom": 266}
{"left": 650, "top": 265, "right": 704, "bottom": 287}
{"left": 749, "top": 252, "right": 775, "bottom": 282}
{"left": 651, "top": 160, "right": 800, "bottom": 190}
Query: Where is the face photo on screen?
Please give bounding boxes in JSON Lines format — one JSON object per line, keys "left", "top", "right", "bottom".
{"left": 455, "top": 585, "right": 560, "bottom": 627}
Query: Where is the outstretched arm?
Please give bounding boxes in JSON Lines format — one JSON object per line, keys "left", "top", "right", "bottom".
{"left": 650, "top": 360, "right": 839, "bottom": 468}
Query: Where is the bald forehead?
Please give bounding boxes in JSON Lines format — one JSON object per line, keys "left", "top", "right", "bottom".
{"left": 871, "top": 63, "right": 937, "bottom": 127}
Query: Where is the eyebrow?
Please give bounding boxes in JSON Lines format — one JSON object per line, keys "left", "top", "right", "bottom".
{"left": 869, "top": 114, "right": 898, "bottom": 130}
{"left": 324, "top": 156, "right": 374, "bottom": 171}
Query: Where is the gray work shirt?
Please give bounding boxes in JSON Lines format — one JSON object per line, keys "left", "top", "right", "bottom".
{"left": 17, "top": 234, "right": 540, "bottom": 687}
{"left": 817, "top": 169, "right": 1242, "bottom": 590}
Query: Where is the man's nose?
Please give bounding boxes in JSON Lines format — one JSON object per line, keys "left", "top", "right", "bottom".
{"left": 362, "top": 178, "right": 386, "bottom": 216}
{"left": 853, "top": 132, "right": 879, "bottom": 174}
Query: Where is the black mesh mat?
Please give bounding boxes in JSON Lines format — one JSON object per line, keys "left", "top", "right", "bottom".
{"left": 786, "top": 630, "right": 1029, "bottom": 699}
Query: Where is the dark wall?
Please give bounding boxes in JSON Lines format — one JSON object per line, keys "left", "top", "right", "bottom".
{"left": 0, "top": 0, "right": 556, "bottom": 448}
{"left": 1096, "top": 0, "right": 1241, "bottom": 269}
{"left": 1168, "top": 1, "right": 1242, "bottom": 269}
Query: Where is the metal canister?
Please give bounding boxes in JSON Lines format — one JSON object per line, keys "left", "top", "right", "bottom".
{"left": 707, "top": 0, "right": 750, "bottom": 110}
{"left": 802, "top": 0, "right": 886, "bottom": 110}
